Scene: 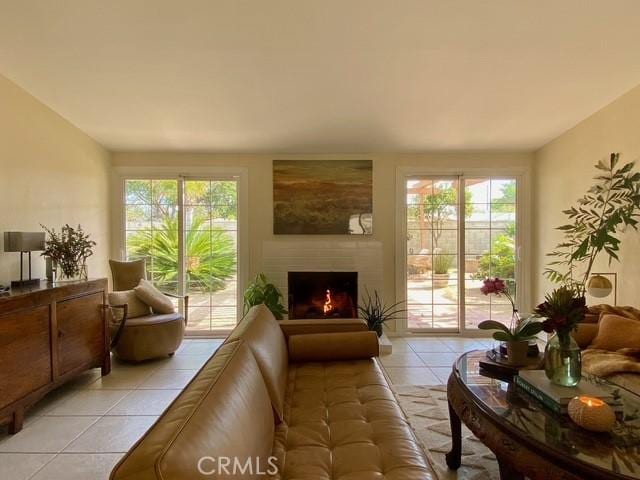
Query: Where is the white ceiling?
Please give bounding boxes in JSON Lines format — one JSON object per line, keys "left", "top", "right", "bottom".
{"left": 1, "top": 0, "right": 640, "bottom": 152}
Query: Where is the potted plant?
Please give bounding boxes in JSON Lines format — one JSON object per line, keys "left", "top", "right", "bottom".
{"left": 533, "top": 286, "right": 587, "bottom": 386}
{"left": 545, "top": 153, "right": 640, "bottom": 294}
{"left": 41, "top": 224, "right": 96, "bottom": 281}
{"left": 358, "top": 288, "right": 406, "bottom": 337}
{"left": 478, "top": 277, "right": 543, "bottom": 365}
{"left": 432, "top": 254, "right": 454, "bottom": 288}
{"left": 243, "top": 273, "right": 288, "bottom": 320}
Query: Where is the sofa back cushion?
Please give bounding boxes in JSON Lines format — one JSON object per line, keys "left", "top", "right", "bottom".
{"left": 111, "top": 340, "right": 274, "bottom": 480}
{"left": 589, "top": 314, "right": 640, "bottom": 351}
{"left": 288, "top": 331, "right": 379, "bottom": 362}
{"left": 226, "top": 304, "right": 288, "bottom": 421}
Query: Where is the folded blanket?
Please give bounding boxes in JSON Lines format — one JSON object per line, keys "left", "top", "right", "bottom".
{"left": 588, "top": 304, "right": 640, "bottom": 321}
{"left": 582, "top": 348, "right": 640, "bottom": 377}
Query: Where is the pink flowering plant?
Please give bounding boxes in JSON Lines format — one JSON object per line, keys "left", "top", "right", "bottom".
{"left": 477, "top": 277, "right": 543, "bottom": 341}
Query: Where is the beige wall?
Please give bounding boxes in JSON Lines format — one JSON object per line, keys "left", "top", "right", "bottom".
{"left": 0, "top": 74, "right": 111, "bottom": 284}
{"left": 533, "top": 84, "right": 640, "bottom": 306}
{"left": 111, "top": 152, "right": 533, "bottom": 330}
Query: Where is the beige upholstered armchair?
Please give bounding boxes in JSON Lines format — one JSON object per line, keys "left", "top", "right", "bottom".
{"left": 107, "top": 259, "right": 189, "bottom": 362}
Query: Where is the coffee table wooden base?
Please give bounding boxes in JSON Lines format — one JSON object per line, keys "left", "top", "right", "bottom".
{"left": 446, "top": 373, "right": 585, "bottom": 480}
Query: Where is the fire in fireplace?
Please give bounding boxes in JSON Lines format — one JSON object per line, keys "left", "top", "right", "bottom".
{"left": 288, "top": 272, "right": 358, "bottom": 319}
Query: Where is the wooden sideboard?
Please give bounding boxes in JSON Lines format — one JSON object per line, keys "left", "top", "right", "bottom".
{"left": 0, "top": 279, "right": 110, "bottom": 434}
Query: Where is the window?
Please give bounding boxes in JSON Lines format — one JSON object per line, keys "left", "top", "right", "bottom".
{"left": 402, "top": 174, "right": 521, "bottom": 333}
{"left": 123, "top": 177, "right": 240, "bottom": 334}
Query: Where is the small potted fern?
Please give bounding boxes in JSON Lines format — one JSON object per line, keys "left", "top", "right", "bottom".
{"left": 358, "top": 288, "right": 406, "bottom": 337}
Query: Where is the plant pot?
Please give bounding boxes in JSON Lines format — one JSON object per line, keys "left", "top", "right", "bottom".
{"left": 372, "top": 324, "right": 383, "bottom": 337}
{"left": 432, "top": 273, "right": 450, "bottom": 288}
{"left": 53, "top": 261, "right": 87, "bottom": 282}
{"left": 544, "top": 333, "right": 581, "bottom": 386}
{"left": 506, "top": 340, "right": 529, "bottom": 366}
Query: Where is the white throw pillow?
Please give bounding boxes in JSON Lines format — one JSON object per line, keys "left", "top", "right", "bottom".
{"left": 134, "top": 279, "right": 176, "bottom": 314}
{"left": 108, "top": 290, "right": 151, "bottom": 321}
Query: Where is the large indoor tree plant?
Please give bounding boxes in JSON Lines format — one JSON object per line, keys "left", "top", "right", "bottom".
{"left": 540, "top": 153, "right": 640, "bottom": 385}
{"left": 545, "top": 153, "right": 640, "bottom": 294}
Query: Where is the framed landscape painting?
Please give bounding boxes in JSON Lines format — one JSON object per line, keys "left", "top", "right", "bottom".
{"left": 273, "top": 160, "right": 373, "bottom": 234}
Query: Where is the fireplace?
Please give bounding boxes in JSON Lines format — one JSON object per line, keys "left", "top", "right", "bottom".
{"left": 288, "top": 271, "right": 358, "bottom": 319}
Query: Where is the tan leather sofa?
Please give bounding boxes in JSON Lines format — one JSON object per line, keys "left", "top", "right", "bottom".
{"left": 110, "top": 304, "right": 435, "bottom": 480}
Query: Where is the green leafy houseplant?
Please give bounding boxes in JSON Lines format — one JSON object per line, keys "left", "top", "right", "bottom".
{"left": 243, "top": 273, "right": 288, "bottom": 320}
{"left": 478, "top": 318, "right": 543, "bottom": 342}
{"left": 478, "top": 277, "right": 543, "bottom": 365}
{"left": 358, "top": 289, "right": 406, "bottom": 337}
{"left": 545, "top": 153, "right": 640, "bottom": 294}
{"left": 41, "top": 224, "right": 96, "bottom": 279}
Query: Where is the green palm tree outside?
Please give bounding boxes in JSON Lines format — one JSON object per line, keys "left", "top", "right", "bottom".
{"left": 127, "top": 215, "right": 236, "bottom": 293}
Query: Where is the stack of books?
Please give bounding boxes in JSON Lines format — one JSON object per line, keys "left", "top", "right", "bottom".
{"left": 515, "top": 370, "right": 621, "bottom": 414}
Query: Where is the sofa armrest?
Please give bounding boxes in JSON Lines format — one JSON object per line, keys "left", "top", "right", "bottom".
{"left": 288, "top": 331, "right": 379, "bottom": 362}
{"left": 572, "top": 323, "right": 599, "bottom": 349}
{"left": 279, "top": 318, "right": 368, "bottom": 339}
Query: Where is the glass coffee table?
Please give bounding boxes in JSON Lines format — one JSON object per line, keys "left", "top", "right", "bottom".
{"left": 446, "top": 350, "right": 640, "bottom": 479}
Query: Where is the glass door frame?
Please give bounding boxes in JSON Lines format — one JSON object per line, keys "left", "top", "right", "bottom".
{"left": 395, "top": 166, "right": 531, "bottom": 336}
{"left": 112, "top": 166, "right": 249, "bottom": 337}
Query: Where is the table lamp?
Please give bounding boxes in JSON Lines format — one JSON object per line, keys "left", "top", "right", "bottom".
{"left": 3, "top": 232, "right": 45, "bottom": 287}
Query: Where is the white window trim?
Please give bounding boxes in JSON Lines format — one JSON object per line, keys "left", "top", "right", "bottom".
{"left": 111, "top": 166, "right": 249, "bottom": 337}
{"left": 394, "top": 166, "right": 532, "bottom": 337}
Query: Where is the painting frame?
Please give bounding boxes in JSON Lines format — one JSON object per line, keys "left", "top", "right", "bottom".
{"left": 273, "top": 159, "right": 373, "bottom": 235}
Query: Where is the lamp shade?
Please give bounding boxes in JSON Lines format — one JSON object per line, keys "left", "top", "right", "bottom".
{"left": 586, "top": 274, "right": 613, "bottom": 298}
{"left": 3, "top": 232, "right": 45, "bottom": 252}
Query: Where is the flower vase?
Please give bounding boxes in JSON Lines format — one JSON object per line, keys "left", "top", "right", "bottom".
{"left": 544, "top": 333, "right": 581, "bottom": 386}
{"left": 53, "top": 261, "right": 85, "bottom": 282}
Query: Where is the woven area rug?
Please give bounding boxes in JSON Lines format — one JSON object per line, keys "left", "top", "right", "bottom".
{"left": 394, "top": 384, "right": 499, "bottom": 480}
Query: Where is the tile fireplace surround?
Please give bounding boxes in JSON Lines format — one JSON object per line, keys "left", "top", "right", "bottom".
{"left": 262, "top": 239, "right": 384, "bottom": 319}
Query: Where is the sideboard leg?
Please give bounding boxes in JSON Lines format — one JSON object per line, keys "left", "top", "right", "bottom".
{"left": 497, "top": 457, "right": 523, "bottom": 480}
{"left": 445, "top": 400, "right": 462, "bottom": 469}
{"left": 8, "top": 408, "right": 24, "bottom": 434}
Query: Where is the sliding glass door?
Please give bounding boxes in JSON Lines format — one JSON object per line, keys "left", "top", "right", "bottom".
{"left": 404, "top": 175, "right": 519, "bottom": 333}
{"left": 123, "top": 177, "right": 239, "bottom": 334}
{"left": 406, "top": 177, "right": 460, "bottom": 330}
{"left": 463, "top": 178, "right": 517, "bottom": 330}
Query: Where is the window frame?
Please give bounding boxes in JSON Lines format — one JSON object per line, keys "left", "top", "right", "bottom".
{"left": 395, "top": 166, "right": 531, "bottom": 336}
{"left": 112, "top": 166, "right": 249, "bottom": 337}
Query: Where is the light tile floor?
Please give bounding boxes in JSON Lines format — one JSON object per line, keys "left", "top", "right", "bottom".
{"left": 0, "top": 336, "right": 492, "bottom": 480}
